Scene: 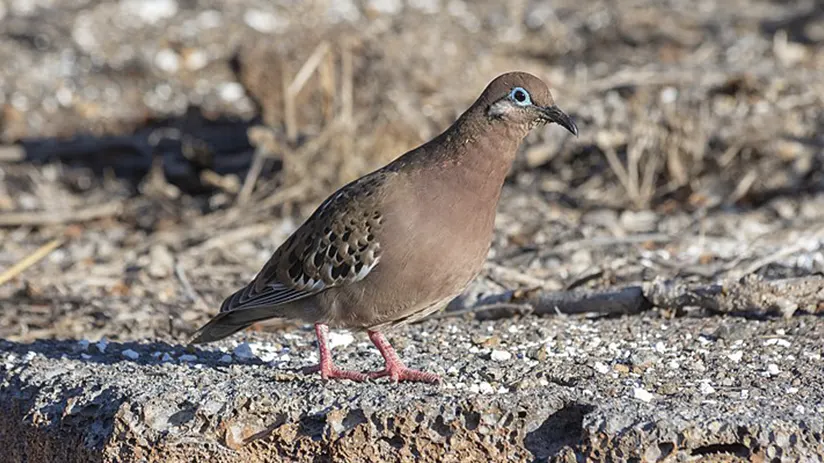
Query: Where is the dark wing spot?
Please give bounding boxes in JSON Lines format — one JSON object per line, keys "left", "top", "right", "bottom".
{"left": 289, "top": 249, "right": 300, "bottom": 264}
{"left": 327, "top": 244, "right": 339, "bottom": 259}
{"left": 331, "top": 264, "right": 350, "bottom": 280}
{"left": 313, "top": 252, "right": 323, "bottom": 268}
{"left": 367, "top": 233, "right": 375, "bottom": 241}
{"left": 342, "top": 230, "right": 352, "bottom": 242}
{"left": 354, "top": 261, "right": 364, "bottom": 274}
{"left": 358, "top": 243, "right": 368, "bottom": 252}
{"left": 329, "top": 231, "right": 338, "bottom": 242}
{"left": 288, "top": 262, "right": 302, "bottom": 280}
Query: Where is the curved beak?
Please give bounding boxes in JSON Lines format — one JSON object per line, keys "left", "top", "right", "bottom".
{"left": 540, "top": 105, "right": 578, "bottom": 137}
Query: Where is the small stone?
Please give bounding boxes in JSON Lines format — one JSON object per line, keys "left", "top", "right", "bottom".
{"left": 219, "top": 354, "right": 233, "bottom": 363}
{"left": 218, "top": 82, "right": 245, "bottom": 102}
{"left": 613, "top": 364, "right": 630, "bottom": 374}
{"left": 328, "top": 331, "right": 354, "bottom": 349}
{"left": 96, "top": 338, "right": 109, "bottom": 354}
{"left": 633, "top": 387, "right": 654, "bottom": 402}
{"left": 244, "top": 9, "right": 287, "bottom": 33}
{"left": 660, "top": 87, "right": 678, "bottom": 104}
{"left": 593, "top": 361, "right": 610, "bottom": 374}
{"left": 147, "top": 244, "right": 174, "bottom": 278}
{"left": 699, "top": 381, "right": 716, "bottom": 395}
{"left": 727, "top": 351, "right": 743, "bottom": 363}
{"left": 161, "top": 353, "right": 174, "bottom": 363}
{"left": 155, "top": 49, "right": 180, "bottom": 74}
{"left": 183, "top": 49, "right": 209, "bottom": 71}
{"left": 490, "top": 350, "right": 512, "bottom": 362}
{"left": 767, "top": 364, "right": 780, "bottom": 376}
{"left": 121, "top": 349, "right": 140, "bottom": 360}
{"left": 366, "top": 0, "right": 403, "bottom": 15}
{"left": 478, "top": 381, "right": 494, "bottom": 394}
{"left": 122, "top": 0, "right": 178, "bottom": 24}
{"left": 179, "top": 354, "right": 198, "bottom": 362}
{"left": 77, "top": 339, "right": 90, "bottom": 351}
{"left": 233, "top": 343, "right": 256, "bottom": 360}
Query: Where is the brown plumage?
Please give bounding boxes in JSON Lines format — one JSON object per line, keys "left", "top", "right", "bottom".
{"left": 191, "top": 71, "right": 578, "bottom": 383}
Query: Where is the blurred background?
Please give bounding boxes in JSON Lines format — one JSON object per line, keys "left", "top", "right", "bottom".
{"left": 1, "top": 0, "right": 822, "bottom": 342}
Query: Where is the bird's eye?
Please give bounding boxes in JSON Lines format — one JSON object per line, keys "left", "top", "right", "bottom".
{"left": 509, "top": 87, "right": 531, "bottom": 106}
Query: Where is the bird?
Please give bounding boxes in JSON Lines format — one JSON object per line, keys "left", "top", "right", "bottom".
{"left": 190, "top": 71, "right": 578, "bottom": 383}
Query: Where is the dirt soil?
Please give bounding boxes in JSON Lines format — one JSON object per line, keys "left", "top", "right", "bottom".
{"left": 1, "top": 0, "right": 823, "bottom": 461}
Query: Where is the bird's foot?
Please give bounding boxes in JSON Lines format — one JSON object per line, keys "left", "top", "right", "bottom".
{"left": 368, "top": 364, "right": 440, "bottom": 383}
{"left": 303, "top": 364, "right": 369, "bottom": 382}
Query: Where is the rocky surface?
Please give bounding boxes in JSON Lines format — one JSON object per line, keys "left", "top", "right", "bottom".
{"left": 3, "top": 314, "right": 824, "bottom": 462}
{"left": 2, "top": 0, "right": 824, "bottom": 461}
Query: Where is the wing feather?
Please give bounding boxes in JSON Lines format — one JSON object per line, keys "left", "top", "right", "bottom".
{"left": 218, "top": 172, "right": 389, "bottom": 314}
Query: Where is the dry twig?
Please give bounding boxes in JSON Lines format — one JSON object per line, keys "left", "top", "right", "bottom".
{"left": 0, "top": 202, "right": 122, "bottom": 227}
{"left": 437, "top": 275, "right": 824, "bottom": 321}
{"left": 0, "top": 238, "right": 65, "bottom": 286}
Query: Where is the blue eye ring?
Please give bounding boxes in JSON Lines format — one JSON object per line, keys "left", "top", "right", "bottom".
{"left": 509, "top": 87, "right": 531, "bottom": 106}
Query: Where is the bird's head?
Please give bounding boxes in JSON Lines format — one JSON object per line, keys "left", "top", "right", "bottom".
{"left": 480, "top": 72, "right": 578, "bottom": 137}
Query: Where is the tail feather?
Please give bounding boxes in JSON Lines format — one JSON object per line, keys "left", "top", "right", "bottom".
{"left": 188, "top": 305, "right": 284, "bottom": 345}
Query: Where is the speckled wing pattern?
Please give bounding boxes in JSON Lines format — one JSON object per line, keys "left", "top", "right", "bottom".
{"left": 219, "top": 173, "right": 388, "bottom": 313}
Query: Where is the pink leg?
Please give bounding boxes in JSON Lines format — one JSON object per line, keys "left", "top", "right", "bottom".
{"left": 367, "top": 331, "right": 440, "bottom": 383}
{"left": 303, "top": 323, "right": 368, "bottom": 382}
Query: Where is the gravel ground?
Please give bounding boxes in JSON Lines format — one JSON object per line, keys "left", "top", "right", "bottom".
{"left": 1, "top": 0, "right": 824, "bottom": 461}
{"left": 3, "top": 315, "right": 824, "bottom": 461}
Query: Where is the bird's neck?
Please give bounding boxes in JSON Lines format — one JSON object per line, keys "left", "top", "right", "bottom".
{"left": 394, "top": 107, "right": 524, "bottom": 191}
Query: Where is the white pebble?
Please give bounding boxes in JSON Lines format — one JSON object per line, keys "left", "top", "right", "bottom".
{"left": 367, "top": 0, "right": 403, "bottom": 15}
{"left": 446, "top": 365, "right": 459, "bottom": 375}
{"left": 197, "top": 10, "right": 222, "bottom": 28}
{"left": 179, "top": 354, "right": 198, "bottom": 362}
{"left": 121, "top": 0, "right": 178, "bottom": 24}
{"left": 219, "top": 354, "right": 233, "bottom": 363}
{"left": 161, "top": 353, "right": 174, "bottom": 363}
{"left": 478, "top": 381, "right": 494, "bottom": 394}
{"left": 490, "top": 350, "right": 512, "bottom": 362}
{"left": 218, "top": 82, "right": 245, "bottom": 102}
{"left": 727, "top": 351, "right": 743, "bottom": 363}
{"left": 96, "top": 338, "right": 109, "bottom": 354}
{"left": 468, "top": 383, "right": 480, "bottom": 394}
{"left": 328, "top": 331, "right": 355, "bottom": 349}
{"left": 660, "top": 87, "right": 678, "bottom": 104}
{"left": 593, "top": 361, "right": 610, "bottom": 374}
{"left": 408, "top": 0, "right": 440, "bottom": 14}
{"left": 787, "top": 387, "right": 799, "bottom": 394}
{"left": 740, "top": 389, "right": 749, "bottom": 399}
{"left": 633, "top": 387, "right": 654, "bottom": 403}
{"left": 233, "top": 342, "right": 257, "bottom": 360}
{"left": 767, "top": 364, "right": 780, "bottom": 376}
{"left": 155, "top": 49, "right": 180, "bottom": 73}
{"left": 77, "top": 339, "right": 90, "bottom": 351}
{"left": 244, "top": 9, "right": 287, "bottom": 33}
{"left": 184, "top": 50, "right": 209, "bottom": 71}
{"left": 81, "top": 353, "right": 92, "bottom": 360}
{"left": 121, "top": 349, "right": 140, "bottom": 360}
{"left": 699, "top": 381, "right": 715, "bottom": 395}
{"left": 56, "top": 87, "right": 73, "bottom": 107}
{"left": 654, "top": 342, "right": 666, "bottom": 353}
